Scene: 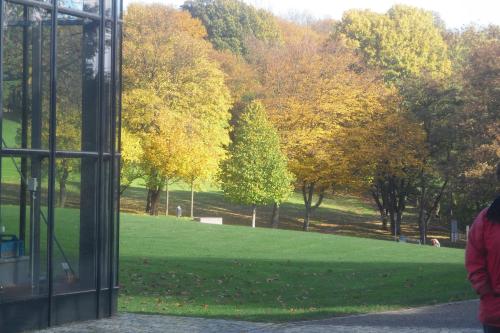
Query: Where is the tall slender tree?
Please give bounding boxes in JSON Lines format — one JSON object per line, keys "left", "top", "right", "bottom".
{"left": 220, "top": 101, "right": 293, "bottom": 228}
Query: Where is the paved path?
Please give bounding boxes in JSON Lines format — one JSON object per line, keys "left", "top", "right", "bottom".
{"left": 35, "top": 300, "right": 482, "bottom": 333}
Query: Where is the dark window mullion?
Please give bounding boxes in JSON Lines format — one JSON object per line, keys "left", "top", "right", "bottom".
{"left": 47, "top": 0, "right": 58, "bottom": 325}
{"left": 95, "top": 0, "right": 105, "bottom": 317}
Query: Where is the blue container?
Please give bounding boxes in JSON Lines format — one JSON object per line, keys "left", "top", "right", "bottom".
{"left": 0, "top": 235, "right": 24, "bottom": 258}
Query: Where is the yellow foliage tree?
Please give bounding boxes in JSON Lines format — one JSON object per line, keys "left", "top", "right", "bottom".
{"left": 123, "top": 4, "right": 232, "bottom": 215}
{"left": 261, "top": 36, "right": 393, "bottom": 230}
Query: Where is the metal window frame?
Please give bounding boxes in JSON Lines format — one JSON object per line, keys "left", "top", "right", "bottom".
{"left": 0, "top": 0, "right": 121, "bottom": 330}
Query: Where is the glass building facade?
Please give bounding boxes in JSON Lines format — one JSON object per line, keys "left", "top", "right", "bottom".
{"left": 0, "top": 0, "right": 121, "bottom": 330}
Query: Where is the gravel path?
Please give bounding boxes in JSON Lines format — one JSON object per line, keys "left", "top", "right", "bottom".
{"left": 35, "top": 300, "right": 482, "bottom": 333}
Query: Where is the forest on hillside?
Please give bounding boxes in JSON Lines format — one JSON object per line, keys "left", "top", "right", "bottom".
{"left": 120, "top": 0, "right": 499, "bottom": 244}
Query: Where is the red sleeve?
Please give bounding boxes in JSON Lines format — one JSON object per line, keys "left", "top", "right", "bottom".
{"left": 465, "top": 209, "right": 493, "bottom": 296}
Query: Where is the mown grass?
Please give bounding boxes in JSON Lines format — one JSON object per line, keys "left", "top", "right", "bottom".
{"left": 121, "top": 184, "right": 458, "bottom": 245}
{"left": 0, "top": 203, "right": 474, "bottom": 322}
{"left": 119, "top": 214, "right": 474, "bottom": 322}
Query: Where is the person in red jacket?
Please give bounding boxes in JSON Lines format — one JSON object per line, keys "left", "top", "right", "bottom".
{"left": 466, "top": 195, "right": 500, "bottom": 333}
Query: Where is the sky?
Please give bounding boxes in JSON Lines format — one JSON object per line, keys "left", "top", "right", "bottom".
{"left": 123, "top": 0, "right": 500, "bottom": 29}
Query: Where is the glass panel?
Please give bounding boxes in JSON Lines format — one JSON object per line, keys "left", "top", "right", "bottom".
{"left": 54, "top": 157, "right": 97, "bottom": 293}
{"left": 117, "top": 0, "right": 122, "bottom": 19}
{"left": 100, "top": 159, "right": 111, "bottom": 287}
{"left": 56, "top": 15, "right": 99, "bottom": 152}
{"left": 103, "top": 21, "right": 112, "bottom": 153}
{"left": 58, "top": 0, "right": 99, "bottom": 14}
{"left": 104, "top": 0, "right": 112, "bottom": 17}
{"left": 115, "top": 23, "right": 122, "bottom": 153}
{"left": 113, "top": 156, "right": 119, "bottom": 287}
{"left": 0, "top": 156, "right": 49, "bottom": 302}
{"left": 2, "top": 4, "right": 51, "bottom": 150}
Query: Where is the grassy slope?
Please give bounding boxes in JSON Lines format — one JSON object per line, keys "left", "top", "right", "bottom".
{"left": 119, "top": 214, "right": 474, "bottom": 322}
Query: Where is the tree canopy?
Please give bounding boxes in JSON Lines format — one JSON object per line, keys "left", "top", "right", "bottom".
{"left": 122, "top": 4, "right": 232, "bottom": 215}
{"left": 336, "top": 5, "right": 452, "bottom": 82}
{"left": 182, "top": 0, "right": 282, "bottom": 55}
{"left": 220, "top": 101, "right": 293, "bottom": 226}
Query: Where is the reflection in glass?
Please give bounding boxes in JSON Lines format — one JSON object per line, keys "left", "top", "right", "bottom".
{"left": 2, "top": 4, "right": 51, "bottom": 150}
{"left": 103, "top": 21, "right": 112, "bottom": 152}
{"left": 100, "top": 160, "right": 111, "bottom": 287}
{"left": 104, "top": 0, "right": 112, "bottom": 17}
{"left": 58, "top": 0, "right": 99, "bottom": 14}
{"left": 0, "top": 157, "right": 49, "bottom": 302}
{"left": 113, "top": 157, "right": 119, "bottom": 287}
{"left": 115, "top": 23, "right": 122, "bottom": 153}
{"left": 56, "top": 15, "right": 99, "bottom": 152}
{"left": 0, "top": 0, "right": 120, "bottom": 325}
{"left": 54, "top": 158, "right": 96, "bottom": 293}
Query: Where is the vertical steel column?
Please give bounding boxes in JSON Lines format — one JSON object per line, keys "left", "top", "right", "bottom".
{"left": 47, "top": 0, "right": 58, "bottom": 326}
{"left": 20, "top": 6, "right": 29, "bottom": 242}
{"left": 30, "top": 8, "right": 43, "bottom": 295}
{"left": 108, "top": 0, "right": 117, "bottom": 313}
{"left": 115, "top": 0, "right": 122, "bottom": 290}
{"left": 96, "top": 0, "right": 105, "bottom": 318}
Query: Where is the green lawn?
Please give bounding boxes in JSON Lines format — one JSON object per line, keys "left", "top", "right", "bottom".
{"left": 0, "top": 203, "right": 475, "bottom": 322}
{"left": 119, "top": 214, "right": 474, "bottom": 322}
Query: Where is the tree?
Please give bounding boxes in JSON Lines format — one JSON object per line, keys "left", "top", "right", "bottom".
{"left": 347, "top": 109, "right": 427, "bottom": 236}
{"left": 182, "top": 0, "right": 282, "bottom": 55}
{"left": 123, "top": 4, "right": 232, "bottom": 215}
{"left": 336, "top": 5, "right": 451, "bottom": 83}
{"left": 398, "top": 76, "right": 463, "bottom": 243}
{"left": 260, "top": 36, "right": 392, "bottom": 231}
{"left": 446, "top": 29, "right": 500, "bottom": 225}
{"left": 220, "top": 101, "right": 293, "bottom": 227}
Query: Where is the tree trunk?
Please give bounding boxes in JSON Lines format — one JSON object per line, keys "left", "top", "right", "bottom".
{"left": 150, "top": 188, "right": 161, "bottom": 216}
{"left": 59, "top": 179, "right": 67, "bottom": 208}
{"left": 396, "top": 210, "right": 403, "bottom": 237}
{"left": 418, "top": 214, "right": 426, "bottom": 245}
{"left": 301, "top": 182, "right": 324, "bottom": 232}
{"left": 146, "top": 189, "right": 152, "bottom": 213}
{"left": 271, "top": 203, "right": 280, "bottom": 228}
{"left": 304, "top": 206, "right": 311, "bottom": 231}
{"left": 190, "top": 181, "right": 194, "bottom": 219}
{"left": 371, "top": 189, "right": 388, "bottom": 230}
{"left": 389, "top": 209, "right": 396, "bottom": 237}
{"left": 58, "top": 167, "right": 69, "bottom": 208}
{"left": 252, "top": 205, "right": 256, "bottom": 228}
{"left": 165, "top": 182, "right": 169, "bottom": 216}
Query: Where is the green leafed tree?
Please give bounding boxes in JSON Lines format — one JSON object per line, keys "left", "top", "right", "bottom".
{"left": 220, "top": 101, "right": 293, "bottom": 228}
{"left": 182, "top": 0, "right": 282, "bottom": 55}
{"left": 335, "top": 5, "right": 451, "bottom": 83}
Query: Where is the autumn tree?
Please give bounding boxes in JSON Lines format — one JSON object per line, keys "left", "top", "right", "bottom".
{"left": 260, "top": 34, "right": 392, "bottom": 231}
{"left": 445, "top": 29, "right": 500, "bottom": 225}
{"left": 347, "top": 108, "right": 427, "bottom": 235}
{"left": 220, "top": 101, "right": 293, "bottom": 228}
{"left": 123, "top": 4, "right": 232, "bottom": 215}
{"left": 335, "top": 5, "right": 451, "bottom": 83}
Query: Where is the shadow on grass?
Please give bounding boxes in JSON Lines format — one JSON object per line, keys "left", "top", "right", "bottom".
{"left": 120, "top": 186, "right": 465, "bottom": 246}
{"left": 119, "top": 256, "right": 474, "bottom": 322}
{"left": 120, "top": 187, "right": 392, "bottom": 238}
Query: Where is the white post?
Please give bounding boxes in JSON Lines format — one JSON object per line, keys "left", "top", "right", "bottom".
{"left": 466, "top": 225, "right": 470, "bottom": 242}
{"left": 252, "top": 206, "right": 256, "bottom": 228}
